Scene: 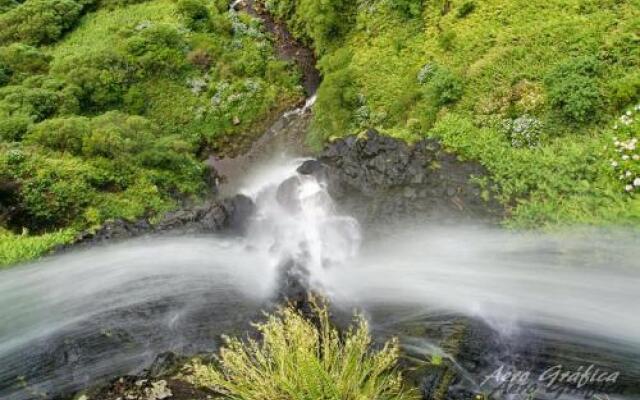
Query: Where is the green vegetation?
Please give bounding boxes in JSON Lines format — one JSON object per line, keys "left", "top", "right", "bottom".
{"left": 188, "top": 300, "right": 416, "bottom": 400}
{"left": 0, "top": 0, "right": 303, "bottom": 266}
{"left": 264, "top": 0, "right": 640, "bottom": 227}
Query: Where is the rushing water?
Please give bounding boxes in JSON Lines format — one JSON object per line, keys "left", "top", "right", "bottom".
{"left": 1, "top": 157, "right": 640, "bottom": 399}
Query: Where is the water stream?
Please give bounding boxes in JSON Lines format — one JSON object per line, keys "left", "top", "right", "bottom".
{"left": 1, "top": 157, "right": 639, "bottom": 399}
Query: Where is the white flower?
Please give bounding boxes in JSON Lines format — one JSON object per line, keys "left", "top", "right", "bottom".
{"left": 622, "top": 155, "right": 630, "bottom": 161}
{"left": 625, "top": 184, "right": 634, "bottom": 192}
{"left": 634, "top": 178, "right": 640, "bottom": 187}
{"left": 614, "top": 140, "right": 621, "bottom": 146}
{"left": 627, "top": 110, "right": 633, "bottom": 117}
{"left": 633, "top": 154, "right": 640, "bottom": 161}
{"left": 611, "top": 161, "right": 619, "bottom": 167}
{"left": 626, "top": 171, "right": 633, "bottom": 177}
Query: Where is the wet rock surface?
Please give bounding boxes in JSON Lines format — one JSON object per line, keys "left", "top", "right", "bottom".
{"left": 299, "top": 129, "right": 503, "bottom": 228}
{"left": 69, "top": 194, "right": 256, "bottom": 247}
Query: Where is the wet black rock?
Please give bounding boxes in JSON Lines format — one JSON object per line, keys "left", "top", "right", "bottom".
{"left": 306, "top": 129, "right": 502, "bottom": 228}
{"left": 72, "top": 194, "right": 256, "bottom": 247}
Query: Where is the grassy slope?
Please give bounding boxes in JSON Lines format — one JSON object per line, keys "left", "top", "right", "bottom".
{"left": 0, "top": 0, "right": 303, "bottom": 266}
{"left": 297, "top": 0, "right": 640, "bottom": 227}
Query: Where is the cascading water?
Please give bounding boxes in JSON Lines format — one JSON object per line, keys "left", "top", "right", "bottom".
{"left": 1, "top": 156, "right": 640, "bottom": 399}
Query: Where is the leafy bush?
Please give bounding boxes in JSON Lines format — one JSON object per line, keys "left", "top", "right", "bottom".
{"left": 25, "top": 116, "right": 91, "bottom": 155}
{"left": 0, "top": 86, "right": 59, "bottom": 121}
{"left": 0, "top": 0, "right": 84, "bottom": 45}
{"left": 82, "top": 111, "right": 156, "bottom": 159}
{"left": 0, "top": 0, "right": 18, "bottom": 13}
{"left": 54, "top": 51, "right": 129, "bottom": 111}
{"left": 0, "top": 115, "right": 31, "bottom": 141}
{"left": 545, "top": 56, "right": 603, "bottom": 123}
{"left": 390, "top": 0, "right": 423, "bottom": 19}
{"left": 125, "top": 24, "right": 189, "bottom": 77}
{"left": 310, "top": 49, "right": 359, "bottom": 146}
{"left": 176, "top": 0, "right": 210, "bottom": 31}
{"left": 456, "top": 1, "right": 476, "bottom": 18}
{"left": 425, "top": 68, "right": 463, "bottom": 106}
{"left": 292, "top": 0, "right": 354, "bottom": 54}
{"left": 0, "top": 63, "right": 12, "bottom": 86}
{"left": 188, "top": 300, "right": 417, "bottom": 400}
{"left": 0, "top": 44, "right": 50, "bottom": 82}
{"left": 20, "top": 157, "right": 95, "bottom": 227}
{"left": 0, "top": 229, "right": 75, "bottom": 267}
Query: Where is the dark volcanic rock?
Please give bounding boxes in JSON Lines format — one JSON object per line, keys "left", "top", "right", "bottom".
{"left": 309, "top": 129, "right": 502, "bottom": 227}
{"left": 72, "top": 194, "right": 256, "bottom": 247}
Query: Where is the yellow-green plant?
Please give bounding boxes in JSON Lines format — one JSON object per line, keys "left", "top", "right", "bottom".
{"left": 188, "top": 300, "right": 417, "bottom": 400}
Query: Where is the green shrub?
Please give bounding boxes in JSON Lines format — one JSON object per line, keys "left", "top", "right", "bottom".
{"left": 125, "top": 24, "right": 189, "bottom": 77}
{"left": 188, "top": 300, "right": 417, "bottom": 400}
{"left": 0, "top": 0, "right": 18, "bottom": 13}
{"left": 390, "top": 0, "right": 423, "bottom": 19}
{"left": 0, "top": 86, "right": 59, "bottom": 121}
{"left": 20, "top": 157, "right": 95, "bottom": 227}
{"left": 176, "top": 0, "right": 210, "bottom": 31}
{"left": 25, "top": 116, "right": 91, "bottom": 155}
{"left": 0, "top": 229, "right": 75, "bottom": 267}
{"left": 545, "top": 56, "right": 603, "bottom": 123}
{"left": 82, "top": 111, "right": 156, "bottom": 158}
{"left": 54, "top": 51, "right": 129, "bottom": 111}
{"left": 0, "top": 115, "right": 31, "bottom": 141}
{"left": 0, "top": 63, "right": 11, "bottom": 86}
{"left": 310, "top": 49, "right": 359, "bottom": 146}
{"left": 294, "top": 0, "right": 354, "bottom": 54}
{"left": 0, "top": 0, "right": 84, "bottom": 45}
{"left": 0, "top": 44, "right": 50, "bottom": 81}
{"left": 425, "top": 68, "right": 463, "bottom": 106}
{"left": 456, "top": 1, "right": 476, "bottom": 18}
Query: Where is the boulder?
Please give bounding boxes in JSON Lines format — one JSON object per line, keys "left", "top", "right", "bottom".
{"left": 315, "top": 129, "right": 502, "bottom": 228}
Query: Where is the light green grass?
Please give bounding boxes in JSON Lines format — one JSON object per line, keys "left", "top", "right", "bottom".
{"left": 271, "top": 0, "right": 640, "bottom": 227}
{"left": 187, "top": 299, "right": 417, "bottom": 400}
{"left": 0, "top": 228, "right": 75, "bottom": 267}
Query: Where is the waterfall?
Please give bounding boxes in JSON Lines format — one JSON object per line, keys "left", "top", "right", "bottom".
{"left": 1, "top": 158, "right": 640, "bottom": 399}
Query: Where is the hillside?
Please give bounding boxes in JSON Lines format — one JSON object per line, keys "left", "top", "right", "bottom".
{"left": 263, "top": 0, "right": 640, "bottom": 227}
{"left": 0, "top": 0, "right": 303, "bottom": 265}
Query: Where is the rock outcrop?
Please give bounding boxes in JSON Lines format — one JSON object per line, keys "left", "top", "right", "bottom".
{"left": 72, "top": 194, "right": 255, "bottom": 246}
{"left": 298, "top": 129, "right": 502, "bottom": 228}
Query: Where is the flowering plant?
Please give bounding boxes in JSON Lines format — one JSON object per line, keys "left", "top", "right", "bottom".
{"left": 609, "top": 104, "right": 640, "bottom": 194}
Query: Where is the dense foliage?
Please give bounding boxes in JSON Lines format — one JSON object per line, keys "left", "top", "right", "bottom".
{"left": 0, "top": 0, "right": 303, "bottom": 265}
{"left": 265, "top": 0, "right": 640, "bottom": 227}
{"left": 188, "top": 300, "right": 417, "bottom": 400}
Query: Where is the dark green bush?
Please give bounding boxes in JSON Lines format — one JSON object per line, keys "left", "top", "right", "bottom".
{"left": 25, "top": 116, "right": 90, "bottom": 155}
{"left": 295, "top": 0, "right": 354, "bottom": 54}
{"left": 456, "top": 1, "right": 476, "bottom": 18}
{"left": 0, "top": 86, "right": 59, "bottom": 121}
{"left": 426, "top": 68, "right": 463, "bottom": 106}
{"left": 0, "top": 115, "right": 31, "bottom": 141}
{"left": 125, "top": 25, "right": 189, "bottom": 77}
{"left": 82, "top": 111, "right": 156, "bottom": 158}
{"left": 0, "top": 63, "right": 11, "bottom": 86}
{"left": 0, "top": 44, "right": 50, "bottom": 78}
{"left": 310, "top": 49, "right": 359, "bottom": 145}
{"left": 545, "top": 57, "right": 603, "bottom": 123}
{"left": 390, "top": 0, "right": 423, "bottom": 19}
{"left": 0, "top": 0, "right": 18, "bottom": 13}
{"left": 54, "top": 51, "right": 129, "bottom": 111}
{"left": 177, "top": 0, "right": 210, "bottom": 31}
{"left": 20, "top": 157, "right": 94, "bottom": 227}
{"left": 0, "top": 0, "right": 83, "bottom": 45}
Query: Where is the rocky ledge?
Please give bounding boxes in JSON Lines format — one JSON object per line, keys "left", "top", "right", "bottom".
{"left": 298, "top": 129, "right": 502, "bottom": 228}
{"left": 70, "top": 194, "right": 255, "bottom": 247}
